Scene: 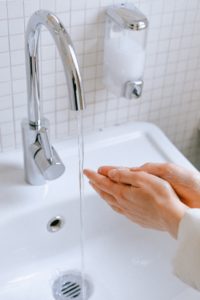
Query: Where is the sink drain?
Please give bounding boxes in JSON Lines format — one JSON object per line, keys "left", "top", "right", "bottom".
{"left": 52, "top": 271, "right": 92, "bottom": 300}
{"left": 47, "top": 216, "right": 64, "bottom": 233}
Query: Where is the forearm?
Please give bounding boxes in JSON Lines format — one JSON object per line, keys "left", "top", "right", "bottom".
{"left": 173, "top": 209, "right": 200, "bottom": 290}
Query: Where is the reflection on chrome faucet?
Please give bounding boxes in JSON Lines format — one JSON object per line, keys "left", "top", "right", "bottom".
{"left": 21, "top": 10, "right": 85, "bottom": 185}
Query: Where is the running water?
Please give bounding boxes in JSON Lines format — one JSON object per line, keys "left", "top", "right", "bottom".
{"left": 77, "top": 111, "right": 86, "bottom": 300}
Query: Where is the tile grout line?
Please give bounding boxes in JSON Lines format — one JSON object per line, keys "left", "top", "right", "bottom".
{"left": 5, "top": 0, "right": 18, "bottom": 150}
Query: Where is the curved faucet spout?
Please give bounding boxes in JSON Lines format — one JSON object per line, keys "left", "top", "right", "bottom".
{"left": 25, "top": 10, "right": 85, "bottom": 127}
{"left": 22, "top": 10, "right": 85, "bottom": 185}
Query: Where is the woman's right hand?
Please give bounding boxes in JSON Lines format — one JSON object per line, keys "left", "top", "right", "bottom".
{"left": 130, "top": 163, "right": 200, "bottom": 208}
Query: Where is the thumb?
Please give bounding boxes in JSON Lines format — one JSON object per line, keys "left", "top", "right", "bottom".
{"left": 130, "top": 163, "right": 165, "bottom": 178}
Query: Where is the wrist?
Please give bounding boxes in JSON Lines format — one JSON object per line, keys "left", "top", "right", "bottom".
{"left": 168, "top": 205, "right": 188, "bottom": 239}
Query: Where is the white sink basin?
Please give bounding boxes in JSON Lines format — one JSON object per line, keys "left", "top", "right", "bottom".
{"left": 0, "top": 122, "right": 199, "bottom": 299}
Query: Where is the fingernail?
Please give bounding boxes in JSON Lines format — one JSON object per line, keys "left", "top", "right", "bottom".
{"left": 83, "top": 169, "right": 92, "bottom": 176}
{"left": 98, "top": 167, "right": 103, "bottom": 173}
{"left": 83, "top": 171, "right": 88, "bottom": 177}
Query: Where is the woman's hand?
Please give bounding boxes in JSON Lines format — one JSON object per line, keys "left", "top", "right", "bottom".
{"left": 84, "top": 168, "right": 188, "bottom": 239}
{"left": 131, "top": 163, "right": 200, "bottom": 208}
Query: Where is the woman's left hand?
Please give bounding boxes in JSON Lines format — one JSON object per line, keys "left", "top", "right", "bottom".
{"left": 83, "top": 167, "right": 188, "bottom": 239}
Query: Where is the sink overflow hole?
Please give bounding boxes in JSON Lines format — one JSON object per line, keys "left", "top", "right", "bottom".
{"left": 52, "top": 272, "right": 93, "bottom": 300}
{"left": 47, "top": 216, "right": 64, "bottom": 233}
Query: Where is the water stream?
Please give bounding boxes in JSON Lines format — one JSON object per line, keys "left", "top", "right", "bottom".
{"left": 77, "top": 111, "right": 86, "bottom": 299}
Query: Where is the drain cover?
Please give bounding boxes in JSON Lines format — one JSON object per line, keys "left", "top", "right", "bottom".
{"left": 52, "top": 271, "right": 92, "bottom": 300}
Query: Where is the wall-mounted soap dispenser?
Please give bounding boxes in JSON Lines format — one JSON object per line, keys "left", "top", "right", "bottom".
{"left": 104, "top": 3, "right": 148, "bottom": 99}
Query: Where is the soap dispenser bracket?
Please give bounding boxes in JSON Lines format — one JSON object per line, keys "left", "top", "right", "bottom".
{"left": 124, "top": 80, "right": 143, "bottom": 99}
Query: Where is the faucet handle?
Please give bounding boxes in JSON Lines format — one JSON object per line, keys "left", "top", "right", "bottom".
{"left": 34, "top": 146, "right": 65, "bottom": 180}
{"left": 31, "top": 126, "right": 65, "bottom": 181}
{"left": 38, "top": 127, "right": 54, "bottom": 162}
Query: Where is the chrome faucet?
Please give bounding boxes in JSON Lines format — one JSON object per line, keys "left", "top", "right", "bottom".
{"left": 21, "top": 10, "right": 85, "bottom": 185}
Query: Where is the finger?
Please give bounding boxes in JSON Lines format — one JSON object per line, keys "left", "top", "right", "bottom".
{"left": 83, "top": 169, "right": 119, "bottom": 196}
{"left": 131, "top": 163, "right": 195, "bottom": 187}
{"left": 130, "top": 163, "right": 174, "bottom": 180}
{"left": 107, "top": 169, "right": 157, "bottom": 187}
{"left": 89, "top": 182, "right": 117, "bottom": 205}
{"left": 98, "top": 166, "right": 129, "bottom": 176}
{"left": 131, "top": 162, "right": 163, "bottom": 173}
{"left": 110, "top": 204, "right": 124, "bottom": 214}
{"left": 90, "top": 182, "right": 124, "bottom": 214}
{"left": 98, "top": 166, "right": 118, "bottom": 176}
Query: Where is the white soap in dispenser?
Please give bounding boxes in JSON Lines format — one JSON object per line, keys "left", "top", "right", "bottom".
{"left": 104, "top": 3, "right": 148, "bottom": 99}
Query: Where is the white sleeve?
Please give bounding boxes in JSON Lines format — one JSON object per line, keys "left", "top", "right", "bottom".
{"left": 173, "top": 209, "right": 200, "bottom": 290}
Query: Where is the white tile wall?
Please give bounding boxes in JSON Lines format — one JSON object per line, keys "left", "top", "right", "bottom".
{"left": 0, "top": 0, "right": 200, "bottom": 167}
